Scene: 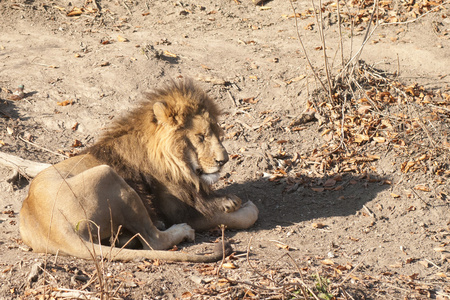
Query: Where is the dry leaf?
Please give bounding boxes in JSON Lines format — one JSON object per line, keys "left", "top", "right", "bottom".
{"left": 419, "top": 260, "right": 430, "bottom": 268}
{"left": 72, "top": 139, "right": 83, "bottom": 147}
{"left": 117, "top": 35, "right": 129, "bottom": 42}
{"left": 243, "top": 97, "right": 259, "bottom": 104}
{"left": 312, "top": 222, "right": 326, "bottom": 229}
{"left": 57, "top": 100, "right": 74, "bottom": 106}
{"left": 321, "top": 259, "right": 335, "bottom": 265}
{"left": 373, "top": 136, "right": 386, "bottom": 143}
{"left": 311, "top": 187, "right": 324, "bottom": 192}
{"left": 406, "top": 206, "right": 416, "bottom": 211}
{"left": 222, "top": 262, "right": 237, "bottom": 269}
{"left": 405, "top": 258, "right": 415, "bottom": 264}
{"left": 163, "top": 50, "right": 177, "bottom": 58}
{"left": 324, "top": 179, "right": 336, "bottom": 187}
{"left": 434, "top": 247, "right": 446, "bottom": 252}
{"left": 390, "top": 262, "right": 403, "bottom": 268}
{"left": 354, "top": 133, "right": 370, "bottom": 143}
{"left": 357, "top": 105, "right": 371, "bottom": 114}
{"left": 275, "top": 243, "right": 290, "bottom": 250}
{"left": 67, "top": 7, "right": 83, "bottom": 16}
{"left": 414, "top": 185, "right": 430, "bottom": 192}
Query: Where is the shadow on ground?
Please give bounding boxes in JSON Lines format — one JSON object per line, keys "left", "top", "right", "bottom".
{"left": 220, "top": 172, "right": 390, "bottom": 231}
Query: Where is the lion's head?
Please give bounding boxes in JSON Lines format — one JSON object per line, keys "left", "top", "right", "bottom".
{"left": 149, "top": 82, "right": 229, "bottom": 187}
{"left": 101, "top": 80, "right": 229, "bottom": 193}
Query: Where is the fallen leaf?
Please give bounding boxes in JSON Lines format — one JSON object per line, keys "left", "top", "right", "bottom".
{"left": 434, "top": 247, "right": 446, "bottom": 252}
{"left": 117, "top": 35, "right": 129, "bottom": 42}
{"left": 312, "top": 222, "right": 326, "bottom": 229}
{"left": 390, "top": 262, "right": 403, "bottom": 268}
{"left": 57, "top": 100, "right": 74, "bottom": 106}
{"left": 242, "top": 97, "right": 259, "bottom": 104}
{"left": 163, "top": 50, "right": 177, "bottom": 58}
{"left": 67, "top": 7, "right": 83, "bottom": 16}
{"left": 324, "top": 179, "right": 336, "bottom": 187}
{"left": 373, "top": 136, "right": 386, "bottom": 143}
{"left": 275, "top": 243, "right": 290, "bottom": 250}
{"left": 321, "top": 259, "right": 335, "bottom": 265}
{"left": 72, "top": 139, "right": 83, "bottom": 147}
{"left": 406, "top": 206, "right": 416, "bottom": 211}
{"left": 222, "top": 262, "right": 237, "bottom": 269}
{"left": 419, "top": 260, "right": 430, "bottom": 268}
{"left": 414, "top": 185, "right": 431, "bottom": 192}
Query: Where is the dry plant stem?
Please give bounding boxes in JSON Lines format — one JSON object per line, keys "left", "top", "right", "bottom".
{"left": 336, "top": 0, "right": 345, "bottom": 67}
{"left": 311, "top": 0, "right": 334, "bottom": 102}
{"left": 18, "top": 136, "right": 67, "bottom": 158}
{"left": 47, "top": 157, "right": 108, "bottom": 298}
{"left": 288, "top": 0, "right": 329, "bottom": 96}
{"left": 410, "top": 188, "right": 430, "bottom": 206}
{"left": 341, "top": 0, "right": 379, "bottom": 76}
{"left": 245, "top": 237, "right": 320, "bottom": 298}
{"left": 337, "top": 253, "right": 368, "bottom": 286}
{"left": 285, "top": 253, "right": 320, "bottom": 300}
{"left": 216, "top": 224, "right": 226, "bottom": 277}
{"left": 122, "top": 1, "right": 132, "bottom": 14}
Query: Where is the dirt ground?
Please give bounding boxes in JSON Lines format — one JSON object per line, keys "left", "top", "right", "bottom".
{"left": 0, "top": 0, "right": 449, "bottom": 299}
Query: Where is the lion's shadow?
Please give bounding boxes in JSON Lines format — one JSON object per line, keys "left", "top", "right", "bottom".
{"left": 217, "top": 172, "right": 390, "bottom": 232}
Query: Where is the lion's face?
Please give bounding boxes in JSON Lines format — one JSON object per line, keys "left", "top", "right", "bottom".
{"left": 150, "top": 85, "right": 228, "bottom": 186}
{"left": 185, "top": 112, "right": 228, "bottom": 185}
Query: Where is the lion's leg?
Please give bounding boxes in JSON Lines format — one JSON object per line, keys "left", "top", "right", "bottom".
{"left": 189, "top": 201, "right": 259, "bottom": 231}
{"left": 68, "top": 165, "right": 195, "bottom": 250}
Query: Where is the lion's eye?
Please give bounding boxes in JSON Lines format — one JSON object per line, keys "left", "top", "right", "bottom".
{"left": 197, "top": 134, "right": 205, "bottom": 142}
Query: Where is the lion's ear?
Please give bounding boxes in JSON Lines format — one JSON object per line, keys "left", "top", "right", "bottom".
{"left": 153, "top": 102, "right": 170, "bottom": 124}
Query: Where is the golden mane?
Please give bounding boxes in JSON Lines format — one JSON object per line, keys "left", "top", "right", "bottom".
{"left": 84, "top": 80, "right": 222, "bottom": 215}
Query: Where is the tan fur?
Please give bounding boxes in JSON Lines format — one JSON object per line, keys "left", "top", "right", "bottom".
{"left": 19, "top": 80, "right": 258, "bottom": 262}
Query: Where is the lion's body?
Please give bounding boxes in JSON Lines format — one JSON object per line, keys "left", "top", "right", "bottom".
{"left": 19, "top": 81, "right": 258, "bottom": 262}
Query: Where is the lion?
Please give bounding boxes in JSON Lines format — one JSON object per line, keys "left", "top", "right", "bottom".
{"left": 19, "top": 80, "right": 259, "bottom": 263}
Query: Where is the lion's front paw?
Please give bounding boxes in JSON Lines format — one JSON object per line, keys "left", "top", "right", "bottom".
{"left": 222, "top": 194, "right": 242, "bottom": 213}
{"left": 167, "top": 223, "right": 195, "bottom": 242}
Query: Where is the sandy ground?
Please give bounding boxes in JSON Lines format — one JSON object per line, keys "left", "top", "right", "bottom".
{"left": 0, "top": 0, "right": 449, "bottom": 299}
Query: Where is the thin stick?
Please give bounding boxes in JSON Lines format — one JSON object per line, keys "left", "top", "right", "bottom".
{"left": 122, "top": 1, "right": 132, "bottom": 14}
{"left": 336, "top": 0, "right": 345, "bottom": 67}
{"left": 340, "top": 0, "right": 380, "bottom": 76}
{"left": 227, "top": 90, "right": 237, "bottom": 107}
{"left": 19, "top": 136, "right": 68, "bottom": 158}
{"left": 311, "top": 0, "right": 334, "bottom": 102}
{"left": 288, "top": 0, "right": 329, "bottom": 95}
{"left": 216, "top": 224, "right": 226, "bottom": 276}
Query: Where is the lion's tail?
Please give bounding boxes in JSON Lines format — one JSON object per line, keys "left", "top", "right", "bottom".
{"left": 76, "top": 242, "right": 232, "bottom": 263}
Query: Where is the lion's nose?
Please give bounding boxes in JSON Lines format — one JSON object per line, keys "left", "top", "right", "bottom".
{"left": 216, "top": 154, "right": 228, "bottom": 167}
